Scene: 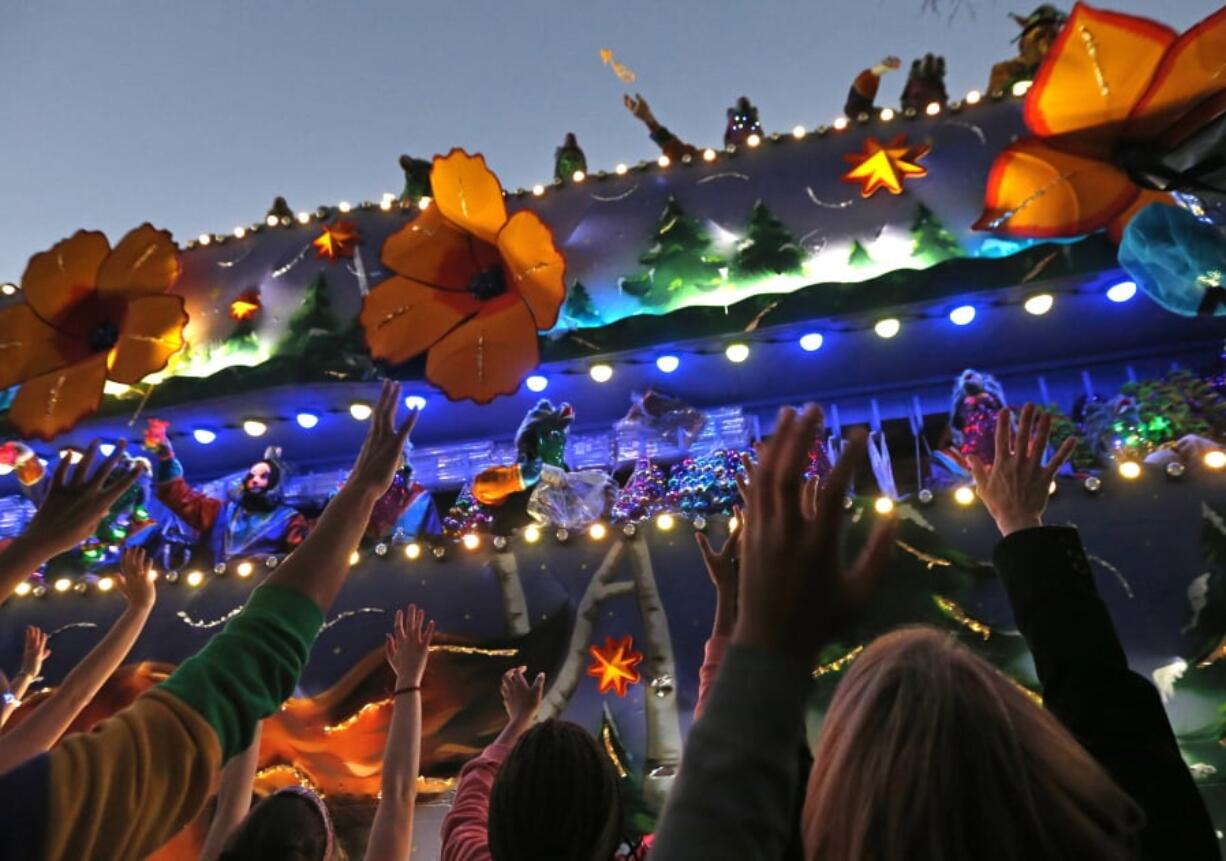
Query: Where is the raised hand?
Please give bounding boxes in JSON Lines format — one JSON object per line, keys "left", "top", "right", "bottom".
{"left": 733, "top": 408, "right": 895, "bottom": 662}
{"left": 23, "top": 440, "right": 145, "bottom": 557}
{"left": 964, "top": 403, "right": 1078, "bottom": 537}
{"left": 346, "top": 380, "right": 418, "bottom": 497}
{"left": 500, "top": 666, "right": 545, "bottom": 735}
{"left": 21, "top": 626, "right": 50, "bottom": 679}
{"left": 385, "top": 604, "right": 435, "bottom": 688}
{"left": 116, "top": 547, "right": 157, "bottom": 611}
{"left": 695, "top": 507, "right": 741, "bottom": 593}
{"left": 623, "top": 92, "right": 657, "bottom": 126}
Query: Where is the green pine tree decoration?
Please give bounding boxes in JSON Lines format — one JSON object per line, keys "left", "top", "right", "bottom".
{"left": 620, "top": 197, "right": 726, "bottom": 308}
{"left": 847, "top": 239, "right": 874, "bottom": 269}
{"left": 909, "top": 204, "right": 966, "bottom": 265}
{"left": 278, "top": 272, "right": 340, "bottom": 358}
{"left": 732, "top": 201, "right": 804, "bottom": 280}
{"left": 562, "top": 281, "right": 602, "bottom": 326}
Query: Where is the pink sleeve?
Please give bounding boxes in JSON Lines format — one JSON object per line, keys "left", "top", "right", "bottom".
{"left": 440, "top": 741, "right": 514, "bottom": 861}
{"left": 694, "top": 636, "right": 730, "bottom": 721}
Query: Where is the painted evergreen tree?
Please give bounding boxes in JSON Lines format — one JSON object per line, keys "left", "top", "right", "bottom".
{"left": 732, "top": 201, "right": 803, "bottom": 279}
{"left": 278, "top": 272, "right": 340, "bottom": 358}
{"left": 910, "top": 204, "right": 965, "bottom": 265}
{"left": 562, "top": 281, "right": 602, "bottom": 326}
{"left": 620, "top": 197, "right": 725, "bottom": 308}
{"left": 847, "top": 239, "right": 874, "bottom": 269}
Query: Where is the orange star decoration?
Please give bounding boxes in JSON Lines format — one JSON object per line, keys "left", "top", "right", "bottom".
{"left": 229, "top": 288, "right": 261, "bottom": 321}
{"left": 841, "top": 134, "right": 931, "bottom": 197}
{"left": 361, "top": 149, "right": 566, "bottom": 403}
{"left": 312, "top": 219, "right": 360, "bottom": 262}
{"left": 0, "top": 225, "right": 187, "bottom": 440}
{"left": 587, "top": 635, "right": 643, "bottom": 697}
{"left": 974, "top": 3, "right": 1226, "bottom": 240}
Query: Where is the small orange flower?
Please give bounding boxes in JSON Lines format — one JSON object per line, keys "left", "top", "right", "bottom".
{"left": 587, "top": 635, "right": 643, "bottom": 697}
{"left": 0, "top": 224, "right": 187, "bottom": 440}
{"left": 361, "top": 149, "right": 566, "bottom": 404}
{"left": 312, "top": 219, "right": 360, "bottom": 263}
{"left": 975, "top": 3, "right": 1226, "bottom": 240}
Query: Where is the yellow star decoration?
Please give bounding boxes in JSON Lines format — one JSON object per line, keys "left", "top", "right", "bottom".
{"left": 312, "top": 219, "right": 360, "bottom": 262}
{"left": 587, "top": 634, "right": 643, "bottom": 697}
{"left": 842, "top": 134, "right": 931, "bottom": 197}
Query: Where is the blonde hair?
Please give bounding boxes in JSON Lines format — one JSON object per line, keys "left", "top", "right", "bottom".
{"left": 802, "top": 627, "right": 1142, "bottom": 861}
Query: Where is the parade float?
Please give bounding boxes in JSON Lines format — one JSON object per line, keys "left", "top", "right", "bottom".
{"left": 1, "top": 2, "right": 1225, "bottom": 853}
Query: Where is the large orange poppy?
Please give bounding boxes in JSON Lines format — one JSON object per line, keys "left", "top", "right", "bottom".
{"left": 362, "top": 149, "right": 566, "bottom": 404}
{"left": 0, "top": 224, "right": 186, "bottom": 440}
{"left": 974, "top": 3, "right": 1226, "bottom": 240}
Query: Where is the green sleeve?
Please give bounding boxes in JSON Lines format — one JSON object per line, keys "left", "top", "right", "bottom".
{"left": 158, "top": 584, "right": 323, "bottom": 760}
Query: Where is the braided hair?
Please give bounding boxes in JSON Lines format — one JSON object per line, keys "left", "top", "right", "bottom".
{"left": 488, "top": 719, "right": 627, "bottom": 861}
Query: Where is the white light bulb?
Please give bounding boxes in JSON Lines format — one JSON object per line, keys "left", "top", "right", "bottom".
{"left": 615, "top": 163, "right": 629, "bottom": 175}
{"left": 589, "top": 364, "right": 613, "bottom": 383}
{"left": 525, "top": 374, "right": 548, "bottom": 392}
{"left": 194, "top": 428, "right": 217, "bottom": 444}
{"left": 965, "top": 90, "right": 982, "bottom": 105}
{"left": 657, "top": 155, "right": 671, "bottom": 168}
{"left": 1106, "top": 281, "right": 1137, "bottom": 303}
{"left": 799, "top": 333, "right": 824, "bottom": 352}
{"left": 702, "top": 148, "right": 717, "bottom": 162}
{"left": 296, "top": 412, "right": 319, "bottom": 429}
{"left": 532, "top": 184, "right": 546, "bottom": 196}
{"left": 338, "top": 201, "right": 352, "bottom": 213}
{"left": 725, "top": 343, "right": 750, "bottom": 363}
{"left": 656, "top": 355, "right": 680, "bottom": 374}
{"left": 925, "top": 102, "right": 941, "bottom": 116}
{"left": 954, "top": 486, "right": 976, "bottom": 506}
{"left": 880, "top": 108, "right": 895, "bottom": 122}
{"left": 572, "top": 170, "right": 586, "bottom": 183}
{"left": 792, "top": 125, "right": 806, "bottom": 139}
{"left": 874, "top": 318, "right": 901, "bottom": 339}
{"left": 949, "top": 305, "right": 976, "bottom": 326}
{"left": 349, "top": 403, "right": 373, "bottom": 421}
{"left": 242, "top": 420, "right": 267, "bottom": 438}
{"left": 1024, "top": 293, "right": 1054, "bottom": 316}
{"left": 873, "top": 496, "right": 895, "bottom": 515}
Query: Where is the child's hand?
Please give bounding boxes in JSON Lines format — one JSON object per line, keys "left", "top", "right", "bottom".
{"left": 117, "top": 547, "right": 157, "bottom": 611}
{"left": 20, "top": 626, "right": 50, "bottom": 678}
{"left": 501, "top": 666, "right": 545, "bottom": 732}
{"left": 695, "top": 507, "right": 741, "bottom": 594}
{"left": 385, "top": 604, "right": 435, "bottom": 688}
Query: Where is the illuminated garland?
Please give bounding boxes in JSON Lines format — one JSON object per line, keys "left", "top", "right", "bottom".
{"left": 168, "top": 87, "right": 1025, "bottom": 254}
{"left": 601, "top": 722, "right": 629, "bottom": 779}
{"left": 812, "top": 645, "right": 865, "bottom": 678}
{"left": 933, "top": 595, "right": 992, "bottom": 640}
{"left": 894, "top": 540, "right": 951, "bottom": 571}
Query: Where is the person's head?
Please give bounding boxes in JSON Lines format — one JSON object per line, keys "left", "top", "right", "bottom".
{"left": 514, "top": 400, "right": 574, "bottom": 468}
{"left": 220, "top": 787, "right": 338, "bottom": 861}
{"left": 802, "top": 627, "right": 1142, "bottom": 861}
{"left": 244, "top": 460, "right": 277, "bottom": 495}
{"left": 488, "top": 719, "right": 625, "bottom": 861}
{"left": 1013, "top": 5, "right": 1067, "bottom": 66}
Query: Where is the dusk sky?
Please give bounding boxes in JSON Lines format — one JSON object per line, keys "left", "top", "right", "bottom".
{"left": 1, "top": 0, "right": 1218, "bottom": 283}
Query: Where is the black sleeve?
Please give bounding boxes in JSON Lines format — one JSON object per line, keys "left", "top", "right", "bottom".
{"left": 993, "top": 526, "right": 1218, "bottom": 860}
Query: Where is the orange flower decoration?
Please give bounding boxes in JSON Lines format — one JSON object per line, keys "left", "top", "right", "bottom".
{"left": 361, "top": 149, "right": 566, "bottom": 403}
{"left": 587, "top": 634, "right": 643, "bottom": 697}
{"left": 0, "top": 225, "right": 186, "bottom": 440}
{"left": 975, "top": 3, "right": 1226, "bottom": 240}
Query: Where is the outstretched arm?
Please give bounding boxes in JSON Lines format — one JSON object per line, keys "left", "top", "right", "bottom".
{"left": 367, "top": 605, "right": 435, "bottom": 861}
{"left": 0, "top": 627, "right": 51, "bottom": 729}
{"left": 0, "top": 547, "right": 155, "bottom": 774}
{"left": 441, "top": 667, "right": 544, "bottom": 861}
{"left": 198, "top": 723, "right": 262, "bottom": 861}
{"left": 265, "top": 380, "right": 417, "bottom": 613}
{"left": 0, "top": 441, "right": 143, "bottom": 603}
{"left": 968, "top": 404, "right": 1218, "bottom": 860}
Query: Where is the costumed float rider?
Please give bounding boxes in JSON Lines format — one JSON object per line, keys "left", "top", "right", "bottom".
{"left": 844, "top": 56, "right": 903, "bottom": 118}
{"left": 554, "top": 133, "right": 588, "bottom": 184}
{"left": 988, "top": 5, "right": 1067, "bottom": 95}
{"left": 471, "top": 400, "right": 613, "bottom": 532}
{"left": 931, "top": 369, "right": 1008, "bottom": 484}
{"left": 624, "top": 93, "right": 766, "bottom": 160}
{"left": 144, "top": 419, "right": 307, "bottom": 564}
{"left": 363, "top": 444, "right": 441, "bottom": 541}
{"left": 900, "top": 53, "right": 949, "bottom": 113}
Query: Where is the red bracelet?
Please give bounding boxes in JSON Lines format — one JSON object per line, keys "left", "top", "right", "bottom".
{"left": 393, "top": 685, "right": 422, "bottom": 697}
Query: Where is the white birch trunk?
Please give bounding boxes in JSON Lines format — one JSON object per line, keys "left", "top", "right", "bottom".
{"left": 537, "top": 540, "right": 633, "bottom": 721}
{"left": 626, "top": 538, "right": 683, "bottom": 811}
{"left": 490, "top": 551, "right": 531, "bottom": 637}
